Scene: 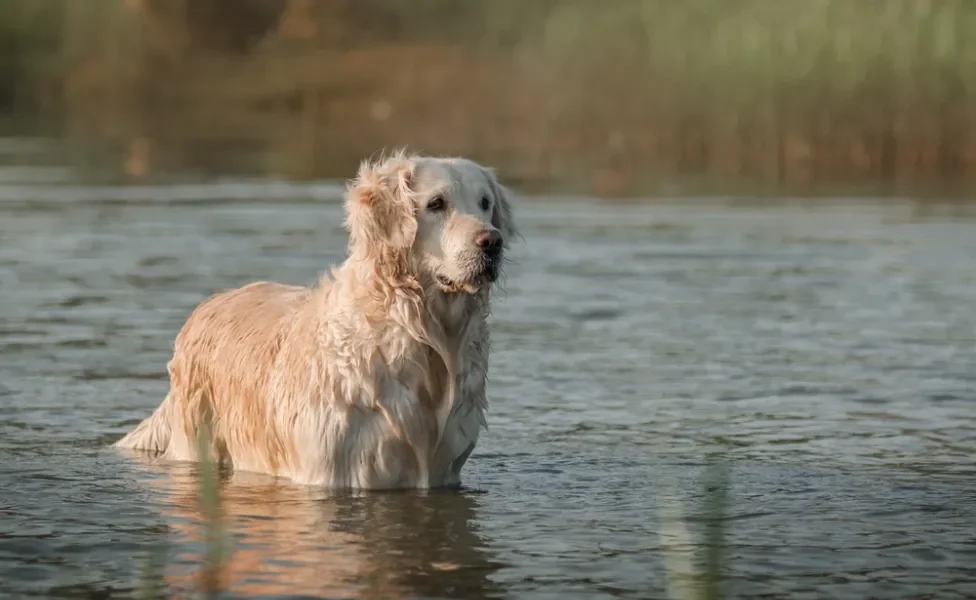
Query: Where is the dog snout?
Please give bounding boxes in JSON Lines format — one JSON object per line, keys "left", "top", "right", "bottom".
{"left": 475, "top": 229, "right": 503, "bottom": 258}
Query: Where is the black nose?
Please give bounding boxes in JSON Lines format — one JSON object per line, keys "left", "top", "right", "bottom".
{"left": 476, "top": 229, "right": 503, "bottom": 257}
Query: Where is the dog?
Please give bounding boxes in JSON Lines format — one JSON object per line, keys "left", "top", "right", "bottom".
{"left": 115, "top": 151, "right": 517, "bottom": 489}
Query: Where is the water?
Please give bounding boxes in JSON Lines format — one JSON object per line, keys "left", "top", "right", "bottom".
{"left": 1, "top": 138, "right": 975, "bottom": 599}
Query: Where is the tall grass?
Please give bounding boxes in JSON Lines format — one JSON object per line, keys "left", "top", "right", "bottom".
{"left": 512, "top": 0, "right": 976, "bottom": 194}
{"left": 4, "top": 0, "right": 974, "bottom": 196}
{"left": 537, "top": 1, "right": 975, "bottom": 91}
{"left": 0, "top": 1, "right": 60, "bottom": 109}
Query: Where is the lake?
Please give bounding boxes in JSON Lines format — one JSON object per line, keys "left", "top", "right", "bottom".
{"left": 1, "top": 137, "right": 974, "bottom": 599}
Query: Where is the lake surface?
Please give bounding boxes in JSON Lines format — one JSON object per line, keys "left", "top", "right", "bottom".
{"left": 1, "top": 137, "right": 975, "bottom": 599}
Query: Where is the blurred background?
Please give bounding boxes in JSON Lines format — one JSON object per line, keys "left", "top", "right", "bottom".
{"left": 2, "top": 0, "right": 975, "bottom": 197}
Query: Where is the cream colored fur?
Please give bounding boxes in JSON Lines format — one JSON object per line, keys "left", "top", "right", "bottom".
{"left": 115, "top": 151, "right": 518, "bottom": 490}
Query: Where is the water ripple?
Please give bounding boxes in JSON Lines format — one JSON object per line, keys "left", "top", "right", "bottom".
{"left": 1, "top": 179, "right": 975, "bottom": 598}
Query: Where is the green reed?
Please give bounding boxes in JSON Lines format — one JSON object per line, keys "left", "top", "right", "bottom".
{"left": 135, "top": 425, "right": 229, "bottom": 600}
{"left": 659, "top": 459, "right": 731, "bottom": 600}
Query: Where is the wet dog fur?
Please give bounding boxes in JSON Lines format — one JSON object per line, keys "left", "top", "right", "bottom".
{"left": 115, "top": 151, "right": 517, "bottom": 489}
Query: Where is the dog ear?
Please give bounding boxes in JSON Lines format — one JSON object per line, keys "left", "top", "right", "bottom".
{"left": 344, "top": 152, "right": 418, "bottom": 254}
{"left": 483, "top": 167, "right": 518, "bottom": 245}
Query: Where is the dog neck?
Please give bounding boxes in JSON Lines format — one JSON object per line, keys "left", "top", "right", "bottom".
{"left": 427, "top": 284, "right": 490, "bottom": 337}
{"left": 335, "top": 255, "right": 491, "bottom": 440}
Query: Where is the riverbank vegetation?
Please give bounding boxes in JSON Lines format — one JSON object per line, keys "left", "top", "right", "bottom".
{"left": 3, "top": 0, "right": 974, "bottom": 197}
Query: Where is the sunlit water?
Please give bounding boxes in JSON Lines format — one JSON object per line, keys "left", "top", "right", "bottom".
{"left": 1, "top": 138, "right": 975, "bottom": 599}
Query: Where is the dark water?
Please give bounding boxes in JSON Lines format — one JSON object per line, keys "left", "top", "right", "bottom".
{"left": 1, "top": 137, "right": 975, "bottom": 599}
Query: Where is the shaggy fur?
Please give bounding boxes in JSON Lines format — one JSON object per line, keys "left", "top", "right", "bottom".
{"left": 115, "top": 151, "right": 518, "bottom": 489}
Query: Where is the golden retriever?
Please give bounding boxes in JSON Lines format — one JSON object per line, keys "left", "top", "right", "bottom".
{"left": 115, "top": 151, "right": 517, "bottom": 489}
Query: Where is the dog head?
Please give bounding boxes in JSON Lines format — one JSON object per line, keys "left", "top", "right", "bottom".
{"left": 344, "top": 151, "right": 517, "bottom": 295}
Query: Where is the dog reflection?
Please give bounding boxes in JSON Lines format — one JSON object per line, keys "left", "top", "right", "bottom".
{"left": 131, "top": 457, "right": 504, "bottom": 599}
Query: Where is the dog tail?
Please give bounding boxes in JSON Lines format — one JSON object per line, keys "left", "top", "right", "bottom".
{"left": 114, "top": 393, "right": 174, "bottom": 454}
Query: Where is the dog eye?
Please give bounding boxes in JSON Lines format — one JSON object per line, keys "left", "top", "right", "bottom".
{"left": 427, "top": 196, "right": 445, "bottom": 212}
{"left": 480, "top": 196, "right": 491, "bottom": 211}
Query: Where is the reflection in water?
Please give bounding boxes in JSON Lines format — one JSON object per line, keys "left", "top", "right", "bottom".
{"left": 127, "top": 453, "right": 505, "bottom": 599}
